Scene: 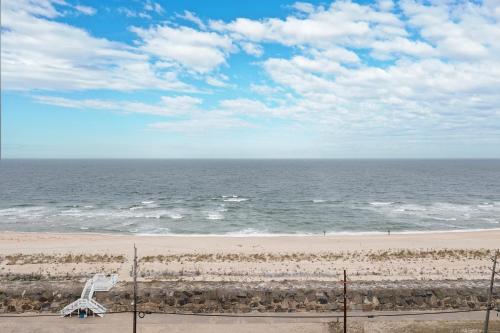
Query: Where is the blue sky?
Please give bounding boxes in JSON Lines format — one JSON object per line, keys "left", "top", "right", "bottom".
{"left": 1, "top": 0, "right": 500, "bottom": 158}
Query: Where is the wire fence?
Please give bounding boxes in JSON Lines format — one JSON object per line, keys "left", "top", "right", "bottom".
{"left": 0, "top": 308, "right": 493, "bottom": 319}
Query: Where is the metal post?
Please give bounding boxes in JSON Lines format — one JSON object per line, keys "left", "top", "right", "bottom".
{"left": 133, "top": 245, "right": 137, "bottom": 333}
{"left": 344, "top": 269, "right": 347, "bottom": 333}
{"left": 484, "top": 250, "right": 498, "bottom": 333}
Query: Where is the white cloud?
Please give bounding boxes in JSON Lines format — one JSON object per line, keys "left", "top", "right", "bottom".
{"left": 117, "top": 7, "right": 150, "bottom": 19}
{"left": 34, "top": 95, "right": 202, "bottom": 116}
{"left": 240, "top": 42, "right": 263, "bottom": 57}
{"left": 34, "top": 93, "right": 257, "bottom": 134}
{"left": 1, "top": 0, "right": 193, "bottom": 91}
{"left": 292, "top": 2, "right": 316, "bottom": 14}
{"left": 288, "top": 55, "right": 344, "bottom": 74}
{"left": 149, "top": 114, "right": 252, "bottom": 132}
{"left": 207, "top": 0, "right": 500, "bottom": 140}
{"left": 370, "top": 37, "right": 437, "bottom": 59}
{"left": 212, "top": 1, "right": 405, "bottom": 48}
{"left": 131, "top": 25, "right": 234, "bottom": 73}
{"left": 178, "top": 10, "right": 207, "bottom": 30}
{"left": 260, "top": 54, "right": 500, "bottom": 137}
{"left": 3, "top": 0, "right": 500, "bottom": 145}
{"left": 401, "top": 0, "right": 500, "bottom": 61}
{"left": 144, "top": 0, "right": 164, "bottom": 15}
{"left": 219, "top": 98, "right": 293, "bottom": 118}
{"left": 250, "top": 84, "right": 282, "bottom": 95}
{"left": 377, "top": 0, "right": 394, "bottom": 12}
{"left": 115, "top": 1, "right": 163, "bottom": 19}
{"left": 309, "top": 47, "right": 360, "bottom": 63}
{"left": 205, "top": 76, "right": 229, "bottom": 88}
{"left": 74, "top": 5, "right": 96, "bottom": 16}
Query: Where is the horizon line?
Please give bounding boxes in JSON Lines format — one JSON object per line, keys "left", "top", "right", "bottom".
{"left": 2, "top": 157, "right": 500, "bottom": 161}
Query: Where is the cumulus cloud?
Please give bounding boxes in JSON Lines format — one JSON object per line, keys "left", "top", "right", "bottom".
{"left": 204, "top": 0, "right": 499, "bottom": 139}
{"left": 292, "top": 2, "right": 316, "bottom": 14}
{"left": 401, "top": 0, "right": 500, "bottom": 61}
{"left": 130, "top": 25, "right": 234, "bottom": 73}
{"left": 240, "top": 42, "right": 264, "bottom": 57}
{"left": 0, "top": 0, "right": 193, "bottom": 91}
{"left": 212, "top": 1, "right": 405, "bottom": 48}
{"left": 3, "top": 0, "right": 500, "bottom": 145}
{"left": 370, "top": 37, "right": 436, "bottom": 59}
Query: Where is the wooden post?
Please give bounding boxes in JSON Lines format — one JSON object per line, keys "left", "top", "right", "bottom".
{"left": 344, "top": 269, "right": 347, "bottom": 333}
{"left": 484, "top": 250, "right": 498, "bottom": 333}
{"left": 133, "top": 245, "right": 137, "bottom": 333}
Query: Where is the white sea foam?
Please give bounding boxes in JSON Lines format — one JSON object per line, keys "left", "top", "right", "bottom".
{"left": 144, "top": 227, "right": 500, "bottom": 237}
{"left": 429, "top": 217, "right": 457, "bottom": 221}
{"left": 166, "top": 210, "right": 183, "bottom": 219}
{"left": 369, "top": 201, "right": 394, "bottom": 206}
{"left": 367, "top": 201, "right": 500, "bottom": 228}
{"left": 223, "top": 197, "right": 248, "bottom": 202}
{"left": 313, "top": 199, "right": 325, "bottom": 203}
{"left": 226, "top": 228, "right": 267, "bottom": 236}
{"left": 207, "top": 212, "right": 224, "bottom": 220}
{"left": 0, "top": 206, "right": 50, "bottom": 219}
{"left": 59, "top": 208, "right": 84, "bottom": 216}
{"left": 222, "top": 195, "right": 248, "bottom": 202}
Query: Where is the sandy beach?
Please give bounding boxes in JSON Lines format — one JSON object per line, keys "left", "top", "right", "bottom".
{"left": 1, "top": 230, "right": 499, "bottom": 282}
{"left": 1, "top": 230, "right": 500, "bottom": 332}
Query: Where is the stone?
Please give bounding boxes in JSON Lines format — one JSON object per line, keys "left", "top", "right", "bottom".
{"left": 318, "top": 296, "right": 328, "bottom": 305}
{"left": 21, "top": 303, "right": 32, "bottom": 311}
{"left": 178, "top": 297, "right": 190, "bottom": 306}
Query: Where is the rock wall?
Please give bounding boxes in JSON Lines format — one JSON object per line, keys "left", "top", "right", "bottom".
{"left": 1, "top": 280, "right": 499, "bottom": 314}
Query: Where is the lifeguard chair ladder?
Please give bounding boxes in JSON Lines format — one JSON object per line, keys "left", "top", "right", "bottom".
{"left": 61, "top": 274, "right": 118, "bottom": 317}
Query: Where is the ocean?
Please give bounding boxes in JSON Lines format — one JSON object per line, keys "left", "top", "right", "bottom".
{"left": 0, "top": 159, "right": 499, "bottom": 235}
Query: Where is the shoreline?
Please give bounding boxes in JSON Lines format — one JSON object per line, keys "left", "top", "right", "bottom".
{"left": 1, "top": 229, "right": 499, "bottom": 255}
{"left": 2, "top": 226, "right": 500, "bottom": 238}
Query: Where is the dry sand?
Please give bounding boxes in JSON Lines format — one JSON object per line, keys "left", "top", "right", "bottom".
{"left": 1, "top": 230, "right": 499, "bottom": 282}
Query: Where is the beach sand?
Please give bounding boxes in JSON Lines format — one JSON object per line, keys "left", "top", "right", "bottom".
{"left": 2, "top": 230, "right": 500, "bottom": 332}
{"left": 1, "top": 230, "right": 499, "bottom": 282}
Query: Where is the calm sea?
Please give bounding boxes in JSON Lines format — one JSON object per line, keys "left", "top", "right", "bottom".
{"left": 0, "top": 159, "right": 499, "bottom": 235}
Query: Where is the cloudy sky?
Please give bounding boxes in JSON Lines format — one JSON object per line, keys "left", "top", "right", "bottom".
{"left": 1, "top": 0, "right": 500, "bottom": 158}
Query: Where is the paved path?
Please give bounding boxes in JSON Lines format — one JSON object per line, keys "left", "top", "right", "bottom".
{"left": 1, "top": 311, "right": 499, "bottom": 333}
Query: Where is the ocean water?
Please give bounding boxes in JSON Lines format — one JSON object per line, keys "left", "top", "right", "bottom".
{"left": 0, "top": 159, "right": 499, "bottom": 235}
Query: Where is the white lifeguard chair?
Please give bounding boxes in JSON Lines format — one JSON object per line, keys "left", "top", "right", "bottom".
{"left": 61, "top": 273, "right": 118, "bottom": 317}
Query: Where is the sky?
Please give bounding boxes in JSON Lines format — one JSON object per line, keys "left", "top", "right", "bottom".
{"left": 1, "top": 0, "right": 500, "bottom": 158}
